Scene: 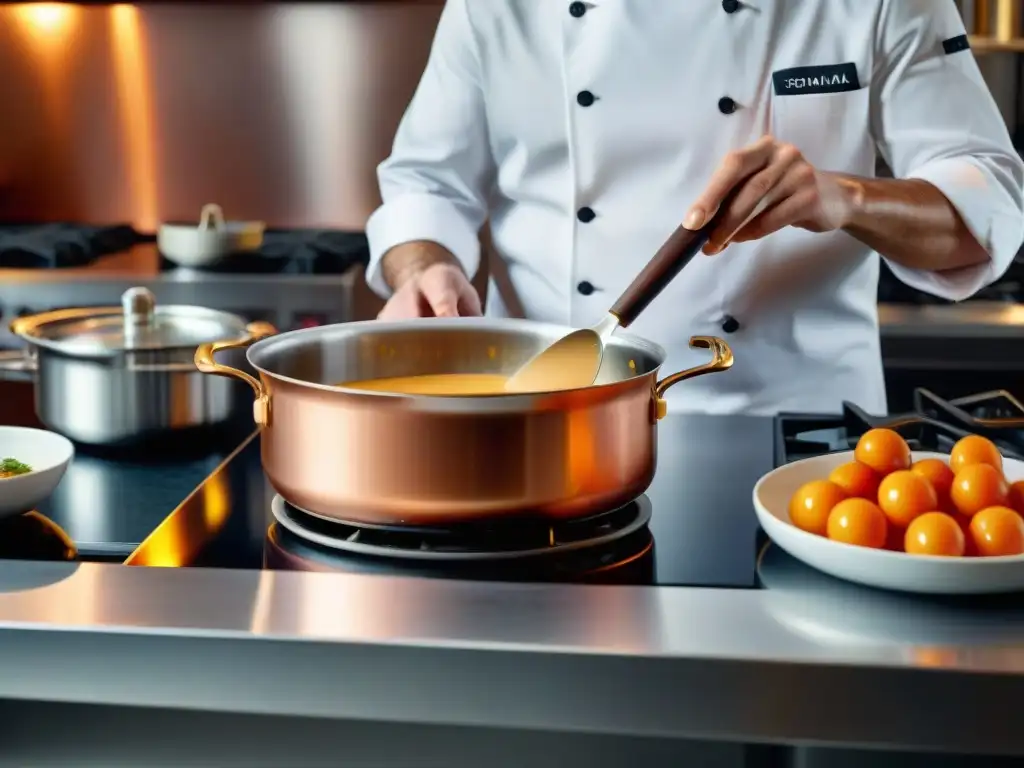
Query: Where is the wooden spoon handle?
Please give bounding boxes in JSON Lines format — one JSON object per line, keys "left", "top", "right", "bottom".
{"left": 609, "top": 195, "right": 738, "bottom": 329}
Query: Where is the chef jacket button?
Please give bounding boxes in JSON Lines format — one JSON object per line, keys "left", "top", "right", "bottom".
{"left": 577, "top": 90, "right": 596, "bottom": 107}
{"left": 720, "top": 315, "right": 740, "bottom": 334}
{"left": 718, "top": 96, "right": 737, "bottom": 115}
{"left": 576, "top": 206, "right": 596, "bottom": 223}
{"left": 569, "top": 1, "right": 587, "bottom": 18}
{"left": 577, "top": 281, "right": 596, "bottom": 296}
{"left": 722, "top": 0, "right": 740, "bottom": 12}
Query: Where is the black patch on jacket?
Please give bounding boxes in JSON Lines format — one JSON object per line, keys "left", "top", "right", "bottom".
{"left": 942, "top": 34, "right": 970, "bottom": 55}
{"left": 772, "top": 63, "right": 861, "bottom": 96}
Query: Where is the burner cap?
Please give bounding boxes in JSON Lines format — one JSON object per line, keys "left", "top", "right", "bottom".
{"left": 270, "top": 496, "right": 652, "bottom": 562}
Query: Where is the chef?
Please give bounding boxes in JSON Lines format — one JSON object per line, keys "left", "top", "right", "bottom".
{"left": 365, "top": 0, "right": 1024, "bottom": 415}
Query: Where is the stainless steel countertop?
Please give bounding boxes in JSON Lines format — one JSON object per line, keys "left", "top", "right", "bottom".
{"left": 878, "top": 301, "right": 1024, "bottom": 338}
{"left": 1, "top": 535, "right": 1024, "bottom": 753}
{"left": 0, "top": 242, "right": 358, "bottom": 292}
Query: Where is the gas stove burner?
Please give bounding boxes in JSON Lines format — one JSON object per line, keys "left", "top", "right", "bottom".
{"left": 776, "top": 388, "right": 1024, "bottom": 465}
{"left": 270, "top": 495, "right": 652, "bottom": 562}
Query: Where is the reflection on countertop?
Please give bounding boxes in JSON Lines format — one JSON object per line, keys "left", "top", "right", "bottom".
{"left": 879, "top": 301, "right": 1024, "bottom": 338}
{"left": 0, "top": 556, "right": 1023, "bottom": 755}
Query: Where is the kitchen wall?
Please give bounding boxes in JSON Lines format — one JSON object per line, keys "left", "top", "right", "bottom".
{"left": 0, "top": 2, "right": 443, "bottom": 231}
{"left": 0, "top": 2, "right": 1017, "bottom": 232}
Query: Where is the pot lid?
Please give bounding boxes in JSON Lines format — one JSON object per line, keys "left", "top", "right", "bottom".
{"left": 11, "top": 287, "right": 249, "bottom": 357}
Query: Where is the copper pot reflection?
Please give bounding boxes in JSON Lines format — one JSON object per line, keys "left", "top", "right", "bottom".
{"left": 196, "top": 318, "right": 733, "bottom": 526}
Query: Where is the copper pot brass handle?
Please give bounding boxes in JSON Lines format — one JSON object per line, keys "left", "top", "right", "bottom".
{"left": 652, "top": 336, "right": 734, "bottom": 420}
{"left": 194, "top": 320, "right": 277, "bottom": 426}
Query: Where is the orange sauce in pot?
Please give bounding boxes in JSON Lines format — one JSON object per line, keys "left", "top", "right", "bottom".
{"left": 339, "top": 373, "right": 511, "bottom": 396}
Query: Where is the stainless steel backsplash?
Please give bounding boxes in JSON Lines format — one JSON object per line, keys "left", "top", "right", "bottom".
{"left": 0, "top": 2, "right": 443, "bottom": 231}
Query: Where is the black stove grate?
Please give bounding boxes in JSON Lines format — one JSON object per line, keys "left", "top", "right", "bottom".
{"left": 0, "top": 224, "right": 145, "bottom": 268}
{"left": 271, "top": 495, "right": 652, "bottom": 562}
{"left": 776, "top": 388, "right": 1024, "bottom": 467}
{"left": 159, "top": 229, "right": 368, "bottom": 275}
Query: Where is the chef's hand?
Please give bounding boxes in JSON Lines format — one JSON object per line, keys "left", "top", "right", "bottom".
{"left": 684, "top": 135, "right": 856, "bottom": 255}
{"left": 378, "top": 242, "right": 482, "bottom": 320}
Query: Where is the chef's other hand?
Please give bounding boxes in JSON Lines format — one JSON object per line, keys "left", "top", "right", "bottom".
{"left": 378, "top": 242, "right": 482, "bottom": 320}
{"left": 684, "top": 135, "right": 856, "bottom": 255}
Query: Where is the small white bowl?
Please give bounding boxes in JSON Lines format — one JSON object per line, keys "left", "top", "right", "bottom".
{"left": 158, "top": 203, "right": 264, "bottom": 268}
{"left": 753, "top": 450, "right": 1024, "bottom": 595}
{"left": 0, "top": 426, "right": 74, "bottom": 518}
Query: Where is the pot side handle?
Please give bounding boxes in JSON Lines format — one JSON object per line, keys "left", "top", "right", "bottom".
{"left": 194, "top": 321, "right": 277, "bottom": 427}
{"left": 653, "top": 336, "right": 734, "bottom": 420}
{"left": 0, "top": 348, "right": 37, "bottom": 382}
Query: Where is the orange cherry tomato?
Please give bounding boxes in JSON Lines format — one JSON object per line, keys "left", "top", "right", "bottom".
{"left": 854, "top": 429, "right": 912, "bottom": 475}
{"left": 826, "top": 498, "right": 888, "bottom": 549}
{"left": 911, "top": 458, "right": 955, "bottom": 506}
{"left": 949, "top": 434, "right": 1003, "bottom": 474}
{"left": 904, "top": 512, "right": 965, "bottom": 557}
{"left": 877, "top": 470, "right": 938, "bottom": 528}
{"left": 828, "top": 461, "right": 881, "bottom": 500}
{"left": 969, "top": 506, "right": 1024, "bottom": 557}
{"left": 951, "top": 464, "right": 1009, "bottom": 518}
{"left": 788, "top": 480, "right": 848, "bottom": 536}
{"left": 1008, "top": 480, "right": 1024, "bottom": 516}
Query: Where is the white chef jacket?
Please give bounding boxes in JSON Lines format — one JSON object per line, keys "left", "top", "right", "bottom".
{"left": 365, "top": 0, "right": 1024, "bottom": 415}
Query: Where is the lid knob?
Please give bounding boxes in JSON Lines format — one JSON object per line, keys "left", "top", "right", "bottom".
{"left": 122, "top": 287, "right": 156, "bottom": 348}
{"left": 122, "top": 287, "right": 156, "bottom": 325}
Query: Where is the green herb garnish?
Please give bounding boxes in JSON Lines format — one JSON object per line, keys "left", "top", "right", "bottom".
{"left": 0, "top": 457, "right": 31, "bottom": 476}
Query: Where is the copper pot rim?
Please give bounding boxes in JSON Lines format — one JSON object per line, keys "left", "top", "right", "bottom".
{"left": 194, "top": 319, "right": 735, "bottom": 423}
{"left": 245, "top": 317, "right": 668, "bottom": 401}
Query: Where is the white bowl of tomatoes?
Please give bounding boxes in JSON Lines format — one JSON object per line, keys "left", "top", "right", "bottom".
{"left": 753, "top": 429, "right": 1024, "bottom": 594}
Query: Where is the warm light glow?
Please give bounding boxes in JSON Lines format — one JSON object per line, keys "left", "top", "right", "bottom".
{"left": 110, "top": 3, "right": 158, "bottom": 230}
{"left": 124, "top": 470, "right": 232, "bottom": 568}
{"left": 201, "top": 473, "right": 232, "bottom": 531}
{"left": 11, "top": 3, "right": 76, "bottom": 38}
{"left": 5, "top": 3, "right": 79, "bottom": 176}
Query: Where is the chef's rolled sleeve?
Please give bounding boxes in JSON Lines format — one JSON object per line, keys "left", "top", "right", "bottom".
{"left": 872, "top": 0, "right": 1024, "bottom": 301}
{"left": 366, "top": 194, "right": 482, "bottom": 297}
{"left": 365, "top": 0, "right": 493, "bottom": 299}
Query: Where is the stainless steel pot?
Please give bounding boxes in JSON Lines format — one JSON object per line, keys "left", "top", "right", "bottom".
{"left": 0, "top": 287, "right": 275, "bottom": 446}
{"left": 195, "top": 318, "right": 733, "bottom": 526}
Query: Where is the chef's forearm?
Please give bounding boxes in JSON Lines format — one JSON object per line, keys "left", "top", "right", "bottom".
{"left": 833, "top": 174, "right": 990, "bottom": 272}
{"left": 381, "top": 240, "right": 465, "bottom": 291}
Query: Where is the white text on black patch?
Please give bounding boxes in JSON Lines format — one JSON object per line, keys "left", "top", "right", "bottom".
{"left": 772, "top": 63, "right": 861, "bottom": 96}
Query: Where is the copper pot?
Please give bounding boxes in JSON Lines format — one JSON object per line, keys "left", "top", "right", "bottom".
{"left": 195, "top": 318, "right": 733, "bottom": 526}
